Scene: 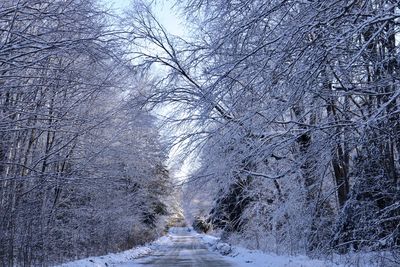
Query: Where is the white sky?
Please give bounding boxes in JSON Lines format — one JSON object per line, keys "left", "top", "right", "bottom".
{"left": 107, "top": 0, "right": 185, "bottom": 36}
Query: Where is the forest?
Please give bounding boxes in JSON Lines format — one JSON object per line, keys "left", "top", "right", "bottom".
{"left": 1, "top": 0, "right": 399, "bottom": 266}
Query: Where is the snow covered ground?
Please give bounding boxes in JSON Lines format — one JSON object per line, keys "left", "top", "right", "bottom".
{"left": 57, "top": 228, "right": 397, "bottom": 267}
{"left": 56, "top": 236, "right": 170, "bottom": 267}
{"left": 196, "top": 232, "right": 340, "bottom": 267}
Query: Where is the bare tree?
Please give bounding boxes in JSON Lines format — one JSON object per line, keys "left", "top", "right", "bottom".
{"left": 0, "top": 1, "right": 172, "bottom": 265}
{"left": 125, "top": 0, "right": 400, "bottom": 259}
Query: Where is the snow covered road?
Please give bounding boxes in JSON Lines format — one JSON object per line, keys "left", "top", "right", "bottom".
{"left": 59, "top": 228, "right": 362, "bottom": 267}
{"left": 120, "top": 227, "right": 232, "bottom": 267}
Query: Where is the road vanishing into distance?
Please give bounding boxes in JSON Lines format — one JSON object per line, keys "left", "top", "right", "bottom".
{"left": 119, "top": 227, "right": 232, "bottom": 267}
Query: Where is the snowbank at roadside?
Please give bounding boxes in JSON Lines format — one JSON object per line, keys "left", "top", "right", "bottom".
{"left": 56, "top": 246, "right": 151, "bottom": 267}
{"left": 225, "top": 246, "right": 342, "bottom": 267}
{"left": 196, "top": 231, "right": 340, "bottom": 267}
{"left": 56, "top": 234, "right": 174, "bottom": 267}
{"left": 196, "top": 231, "right": 398, "bottom": 267}
{"left": 224, "top": 246, "right": 398, "bottom": 267}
